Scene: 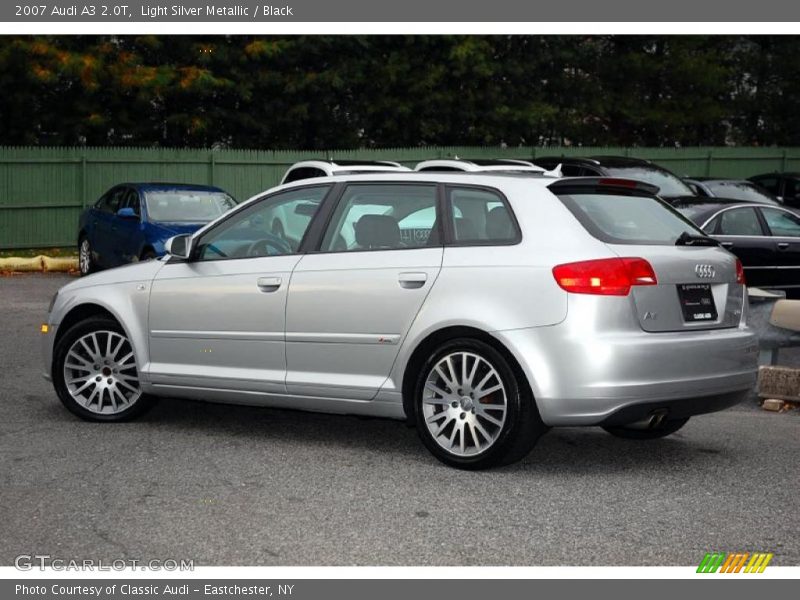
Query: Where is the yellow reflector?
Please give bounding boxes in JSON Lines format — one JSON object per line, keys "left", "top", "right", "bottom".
{"left": 40, "top": 324, "right": 49, "bottom": 334}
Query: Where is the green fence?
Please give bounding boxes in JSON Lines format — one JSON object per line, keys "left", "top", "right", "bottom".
{"left": 2, "top": 145, "right": 800, "bottom": 249}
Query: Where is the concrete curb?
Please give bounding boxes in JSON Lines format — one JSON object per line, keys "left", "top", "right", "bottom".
{"left": 0, "top": 255, "right": 78, "bottom": 273}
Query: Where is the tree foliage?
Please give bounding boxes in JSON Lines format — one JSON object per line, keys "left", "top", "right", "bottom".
{"left": 0, "top": 35, "right": 798, "bottom": 149}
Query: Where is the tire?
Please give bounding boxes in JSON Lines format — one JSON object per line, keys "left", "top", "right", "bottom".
{"left": 78, "top": 236, "right": 96, "bottom": 276}
{"left": 52, "top": 316, "right": 156, "bottom": 422}
{"left": 140, "top": 249, "right": 156, "bottom": 261}
{"left": 413, "top": 338, "right": 548, "bottom": 470}
{"left": 603, "top": 417, "right": 690, "bottom": 440}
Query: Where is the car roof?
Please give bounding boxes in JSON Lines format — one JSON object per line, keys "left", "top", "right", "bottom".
{"left": 686, "top": 178, "right": 755, "bottom": 184}
{"left": 671, "top": 197, "right": 757, "bottom": 207}
{"left": 751, "top": 172, "right": 800, "bottom": 178}
{"left": 288, "top": 159, "right": 408, "bottom": 169}
{"left": 414, "top": 158, "right": 545, "bottom": 172}
{"left": 121, "top": 182, "right": 228, "bottom": 193}
{"left": 534, "top": 155, "right": 660, "bottom": 169}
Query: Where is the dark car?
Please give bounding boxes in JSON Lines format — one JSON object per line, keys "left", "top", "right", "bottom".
{"left": 78, "top": 183, "right": 237, "bottom": 276}
{"left": 532, "top": 155, "right": 695, "bottom": 200}
{"left": 748, "top": 172, "right": 800, "bottom": 208}
{"left": 684, "top": 178, "right": 781, "bottom": 205}
{"left": 673, "top": 197, "right": 800, "bottom": 296}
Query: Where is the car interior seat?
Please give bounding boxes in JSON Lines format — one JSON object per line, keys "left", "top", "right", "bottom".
{"left": 485, "top": 206, "right": 514, "bottom": 240}
{"left": 454, "top": 217, "right": 479, "bottom": 241}
{"left": 354, "top": 214, "right": 401, "bottom": 249}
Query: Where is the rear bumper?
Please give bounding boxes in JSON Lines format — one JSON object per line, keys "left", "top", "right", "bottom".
{"left": 496, "top": 323, "right": 759, "bottom": 427}
{"left": 597, "top": 389, "right": 749, "bottom": 427}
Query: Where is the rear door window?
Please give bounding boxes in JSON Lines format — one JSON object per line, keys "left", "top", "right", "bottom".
{"left": 717, "top": 208, "right": 764, "bottom": 236}
{"left": 320, "top": 184, "right": 439, "bottom": 252}
{"left": 556, "top": 191, "right": 705, "bottom": 245}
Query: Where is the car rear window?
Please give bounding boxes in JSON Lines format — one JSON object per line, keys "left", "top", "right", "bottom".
{"left": 602, "top": 166, "right": 694, "bottom": 197}
{"left": 557, "top": 192, "right": 706, "bottom": 245}
{"left": 706, "top": 181, "right": 779, "bottom": 204}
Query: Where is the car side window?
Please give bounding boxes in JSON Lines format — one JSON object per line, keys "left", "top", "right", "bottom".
{"left": 783, "top": 178, "right": 800, "bottom": 203}
{"left": 417, "top": 166, "right": 463, "bottom": 172}
{"left": 560, "top": 165, "right": 584, "bottom": 176}
{"left": 717, "top": 208, "right": 763, "bottom": 236}
{"left": 194, "top": 185, "right": 330, "bottom": 261}
{"left": 96, "top": 188, "right": 125, "bottom": 214}
{"left": 284, "top": 167, "right": 326, "bottom": 183}
{"left": 761, "top": 208, "right": 800, "bottom": 237}
{"left": 320, "top": 184, "right": 438, "bottom": 252}
{"left": 753, "top": 177, "right": 779, "bottom": 196}
{"left": 447, "top": 186, "right": 520, "bottom": 244}
{"left": 124, "top": 189, "right": 141, "bottom": 216}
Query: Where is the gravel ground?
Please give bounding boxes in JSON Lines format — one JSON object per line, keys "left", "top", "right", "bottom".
{"left": 1, "top": 274, "right": 798, "bottom": 566}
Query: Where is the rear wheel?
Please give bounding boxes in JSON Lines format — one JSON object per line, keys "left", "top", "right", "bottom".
{"left": 78, "top": 237, "right": 95, "bottom": 276}
{"left": 140, "top": 249, "right": 156, "bottom": 261}
{"left": 53, "top": 316, "right": 156, "bottom": 422}
{"left": 413, "top": 338, "right": 547, "bottom": 470}
{"left": 603, "top": 417, "right": 690, "bottom": 440}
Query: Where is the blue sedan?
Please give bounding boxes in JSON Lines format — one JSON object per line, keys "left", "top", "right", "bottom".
{"left": 78, "top": 183, "right": 237, "bottom": 276}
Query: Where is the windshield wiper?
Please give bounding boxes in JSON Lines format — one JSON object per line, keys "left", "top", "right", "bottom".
{"left": 675, "top": 231, "right": 720, "bottom": 247}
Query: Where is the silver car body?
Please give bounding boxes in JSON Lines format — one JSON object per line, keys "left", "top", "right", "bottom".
{"left": 43, "top": 173, "right": 758, "bottom": 426}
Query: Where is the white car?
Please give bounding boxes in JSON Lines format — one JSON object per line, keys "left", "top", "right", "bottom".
{"left": 281, "top": 160, "right": 411, "bottom": 184}
{"left": 415, "top": 158, "right": 555, "bottom": 175}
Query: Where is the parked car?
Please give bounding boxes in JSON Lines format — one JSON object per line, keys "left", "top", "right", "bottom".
{"left": 414, "top": 158, "right": 547, "bottom": 174}
{"left": 45, "top": 174, "right": 757, "bottom": 470}
{"left": 77, "top": 183, "right": 237, "bottom": 276}
{"left": 684, "top": 178, "right": 780, "bottom": 205}
{"left": 673, "top": 197, "right": 800, "bottom": 297}
{"left": 748, "top": 172, "right": 800, "bottom": 208}
{"left": 532, "top": 156, "right": 695, "bottom": 200}
{"left": 280, "top": 159, "right": 411, "bottom": 184}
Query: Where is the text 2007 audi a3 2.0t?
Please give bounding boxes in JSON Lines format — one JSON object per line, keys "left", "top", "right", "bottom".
{"left": 42, "top": 173, "right": 758, "bottom": 469}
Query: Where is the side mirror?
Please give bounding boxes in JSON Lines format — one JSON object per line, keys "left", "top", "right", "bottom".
{"left": 116, "top": 207, "right": 138, "bottom": 219}
{"left": 165, "top": 234, "right": 192, "bottom": 260}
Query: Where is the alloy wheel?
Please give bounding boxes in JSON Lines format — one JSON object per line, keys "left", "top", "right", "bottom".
{"left": 421, "top": 352, "right": 508, "bottom": 457}
{"left": 79, "top": 239, "right": 91, "bottom": 275}
{"left": 63, "top": 330, "right": 141, "bottom": 415}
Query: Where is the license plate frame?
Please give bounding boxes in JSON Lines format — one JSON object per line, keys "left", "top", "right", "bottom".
{"left": 677, "top": 283, "right": 718, "bottom": 322}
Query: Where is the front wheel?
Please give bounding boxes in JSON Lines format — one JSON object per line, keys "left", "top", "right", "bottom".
{"left": 53, "top": 316, "right": 156, "bottom": 422}
{"left": 603, "top": 417, "right": 690, "bottom": 440}
{"left": 413, "top": 338, "right": 547, "bottom": 470}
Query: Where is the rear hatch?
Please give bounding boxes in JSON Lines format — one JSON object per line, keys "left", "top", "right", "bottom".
{"left": 550, "top": 178, "right": 745, "bottom": 333}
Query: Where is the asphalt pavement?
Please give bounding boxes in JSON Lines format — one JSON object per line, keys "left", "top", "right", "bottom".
{"left": 1, "top": 274, "right": 798, "bottom": 566}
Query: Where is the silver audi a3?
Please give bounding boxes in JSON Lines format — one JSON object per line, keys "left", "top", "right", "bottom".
{"left": 43, "top": 173, "right": 758, "bottom": 469}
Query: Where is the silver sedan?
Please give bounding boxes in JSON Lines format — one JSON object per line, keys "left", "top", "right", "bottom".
{"left": 42, "top": 173, "right": 758, "bottom": 469}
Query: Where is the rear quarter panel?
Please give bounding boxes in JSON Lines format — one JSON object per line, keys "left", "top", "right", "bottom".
{"left": 385, "top": 180, "right": 614, "bottom": 397}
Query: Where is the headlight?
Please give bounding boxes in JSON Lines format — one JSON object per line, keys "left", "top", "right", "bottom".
{"left": 47, "top": 291, "right": 58, "bottom": 314}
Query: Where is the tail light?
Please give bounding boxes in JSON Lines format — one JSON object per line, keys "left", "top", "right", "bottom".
{"left": 552, "top": 257, "right": 657, "bottom": 296}
{"left": 735, "top": 259, "right": 746, "bottom": 285}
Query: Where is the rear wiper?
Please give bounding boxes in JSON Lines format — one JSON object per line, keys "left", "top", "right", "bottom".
{"left": 675, "top": 231, "right": 720, "bottom": 247}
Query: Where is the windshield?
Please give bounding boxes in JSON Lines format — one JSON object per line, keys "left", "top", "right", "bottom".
{"left": 558, "top": 192, "right": 706, "bottom": 245}
{"left": 146, "top": 191, "right": 237, "bottom": 223}
{"left": 706, "top": 181, "right": 779, "bottom": 205}
{"left": 604, "top": 166, "right": 694, "bottom": 197}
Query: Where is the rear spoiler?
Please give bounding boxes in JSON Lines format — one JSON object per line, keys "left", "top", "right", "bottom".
{"left": 547, "top": 177, "right": 660, "bottom": 197}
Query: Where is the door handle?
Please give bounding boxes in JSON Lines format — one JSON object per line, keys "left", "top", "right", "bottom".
{"left": 257, "top": 276, "right": 282, "bottom": 292}
{"left": 398, "top": 272, "right": 427, "bottom": 289}
{"left": 720, "top": 241, "right": 734, "bottom": 248}
{"left": 777, "top": 242, "right": 790, "bottom": 250}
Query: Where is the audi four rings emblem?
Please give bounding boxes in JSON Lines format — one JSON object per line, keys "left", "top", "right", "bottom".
{"left": 695, "top": 264, "right": 715, "bottom": 278}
